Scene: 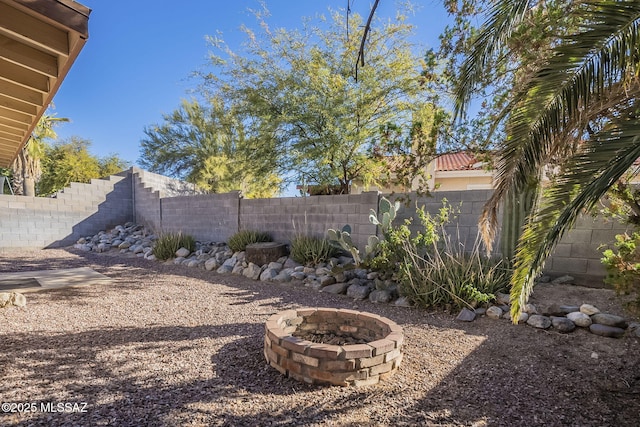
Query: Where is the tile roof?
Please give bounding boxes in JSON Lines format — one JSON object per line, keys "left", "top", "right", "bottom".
{"left": 436, "top": 152, "right": 482, "bottom": 171}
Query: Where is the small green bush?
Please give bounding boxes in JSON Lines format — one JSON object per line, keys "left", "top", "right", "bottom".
{"left": 152, "top": 231, "right": 196, "bottom": 261}
{"left": 228, "top": 230, "right": 272, "bottom": 252}
{"left": 398, "top": 235, "right": 510, "bottom": 309}
{"left": 601, "top": 231, "right": 640, "bottom": 313}
{"left": 290, "top": 235, "right": 338, "bottom": 265}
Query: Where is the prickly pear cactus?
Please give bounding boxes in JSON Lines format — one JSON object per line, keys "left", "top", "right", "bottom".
{"left": 369, "top": 197, "right": 400, "bottom": 233}
{"left": 327, "top": 224, "right": 362, "bottom": 265}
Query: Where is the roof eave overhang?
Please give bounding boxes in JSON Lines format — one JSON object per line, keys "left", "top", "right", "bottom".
{"left": 0, "top": 0, "right": 90, "bottom": 168}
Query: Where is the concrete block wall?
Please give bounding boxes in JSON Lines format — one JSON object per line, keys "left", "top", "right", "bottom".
{"left": 0, "top": 173, "right": 132, "bottom": 248}
{"left": 389, "top": 190, "right": 497, "bottom": 252}
{"left": 132, "top": 172, "right": 162, "bottom": 232}
{"left": 160, "top": 192, "right": 240, "bottom": 242}
{"left": 546, "top": 214, "right": 630, "bottom": 281}
{"left": 0, "top": 165, "right": 630, "bottom": 284}
{"left": 131, "top": 167, "right": 200, "bottom": 198}
{"left": 239, "top": 192, "right": 379, "bottom": 249}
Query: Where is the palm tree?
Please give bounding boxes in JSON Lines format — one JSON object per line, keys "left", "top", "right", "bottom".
{"left": 455, "top": 0, "right": 640, "bottom": 319}
{"left": 11, "top": 114, "right": 68, "bottom": 196}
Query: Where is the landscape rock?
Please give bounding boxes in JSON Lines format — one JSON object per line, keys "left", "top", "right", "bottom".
{"left": 216, "top": 265, "right": 233, "bottom": 274}
{"left": 11, "top": 292, "right": 26, "bottom": 307}
{"left": 486, "top": 306, "right": 503, "bottom": 320}
{"left": 496, "top": 292, "right": 511, "bottom": 306}
{"left": 333, "top": 273, "right": 346, "bottom": 283}
{"left": 204, "top": 258, "right": 220, "bottom": 271}
{"left": 319, "top": 275, "right": 336, "bottom": 287}
{"left": 267, "top": 262, "right": 283, "bottom": 271}
{"left": 394, "top": 296, "right": 412, "bottom": 307}
{"left": 474, "top": 307, "right": 487, "bottom": 316}
{"left": 552, "top": 317, "right": 576, "bottom": 333}
{"left": 580, "top": 304, "right": 600, "bottom": 316}
{"left": 516, "top": 312, "right": 529, "bottom": 324}
{"left": 456, "top": 308, "right": 476, "bottom": 322}
{"left": 545, "top": 304, "right": 578, "bottom": 316}
{"left": 304, "top": 280, "right": 323, "bottom": 291}
{"left": 567, "top": 311, "right": 592, "bottom": 327}
{"left": 551, "top": 275, "right": 574, "bottom": 285}
{"left": 369, "top": 289, "right": 392, "bottom": 304}
{"left": 222, "top": 257, "right": 237, "bottom": 268}
{"left": 589, "top": 324, "right": 625, "bottom": 338}
{"left": 290, "top": 272, "right": 306, "bottom": 281}
{"left": 232, "top": 264, "right": 244, "bottom": 275}
{"left": 347, "top": 284, "right": 371, "bottom": 300}
{"left": 591, "top": 313, "right": 627, "bottom": 329}
{"left": 320, "top": 282, "right": 349, "bottom": 295}
{"left": 315, "top": 267, "right": 331, "bottom": 276}
{"left": 0, "top": 292, "right": 12, "bottom": 308}
{"left": 273, "top": 271, "right": 292, "bottom": 283}
{"left": 260, "top": 268, "right": 279, "bottom": 282}
{"left": 243, "top": 263, "right": 263, "bottom": 280}
{"left": 283, "top": 258, "right": 301, "bottom": 269}
{"left": 523, "top": 303, "right": 538, "bottom": 315}
{"left": 527, "top": 315, "right": 552, "bottom": 329}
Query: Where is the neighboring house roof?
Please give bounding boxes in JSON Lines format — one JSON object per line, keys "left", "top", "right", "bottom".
{"left": 436, "top": 152, "right": 485, "bottom": 171}
{"left": 0, "top": 0, "right": 90, "bottom": 167}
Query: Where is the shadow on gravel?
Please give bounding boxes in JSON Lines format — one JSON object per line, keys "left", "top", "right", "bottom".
{"left": 4, "top": 248, "right": 640, "bottom": 426}
{"left": 0, "top": 322, "right": 383, "bottom": 426}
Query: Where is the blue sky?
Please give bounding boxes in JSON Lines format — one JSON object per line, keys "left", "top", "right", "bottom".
{"left": 52, "top": 0, "right": 452, "bottom": 166}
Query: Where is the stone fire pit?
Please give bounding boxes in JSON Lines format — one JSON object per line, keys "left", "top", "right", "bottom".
{"left": 264, "top": 307, "right": 404, "bottom": 386}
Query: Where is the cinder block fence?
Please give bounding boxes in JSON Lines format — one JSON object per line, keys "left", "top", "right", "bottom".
{"left": 0, "top": 167, "right": 627, "bottom": 283}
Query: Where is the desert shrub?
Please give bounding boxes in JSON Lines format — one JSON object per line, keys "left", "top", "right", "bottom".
{"left": 372, "top": 199, "right": 509, "bottom": 309}
{"left": 228, "top": 230, "right": 272, "bottom": 252}
{"left": 601, "top": 231, "right": 640, "bottom": 313}
{"left": 152, "top": 231, "right": 196, "bottom": 261}
{"left": 399, "top": 236, "right": 510, "bottom": 309}
{"left": 290, "top": 235, "right": 338, "bottom": 265}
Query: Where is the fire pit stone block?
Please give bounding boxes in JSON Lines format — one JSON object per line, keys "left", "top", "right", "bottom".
{"left": 264, "top": 307, "right": 404, "bottom": 386}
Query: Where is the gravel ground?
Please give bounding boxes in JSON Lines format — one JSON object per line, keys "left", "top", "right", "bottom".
{"left": 0, "top": 248, "right": 639, "bottom": 427}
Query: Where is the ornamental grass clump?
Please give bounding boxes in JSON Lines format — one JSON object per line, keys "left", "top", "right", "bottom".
{"left": 228, "top": 230, "right": 272, "bottom": 252}
{"left": 152, "top": 231, "right": 196, "bottom": 261}
{"left": 398, "top": 234, "right": 510, "bottom": 310}
{"left": 289, "top": 235, "right": 338, "bottom": 265}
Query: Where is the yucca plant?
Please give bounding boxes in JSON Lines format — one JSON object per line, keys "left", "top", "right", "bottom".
{"left": 290, "top": 235, "right": 338, "bottom": 265}
{"left": 398, "top": 232, "right": 510, "bottom": 310}
{"left": 152, "top": 231, "right": 196, "bottom": 261}
{"left": 227, "top": 230, "right": 272, "bottom": 252}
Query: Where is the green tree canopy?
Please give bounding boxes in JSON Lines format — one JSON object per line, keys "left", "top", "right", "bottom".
{"left": 140, "top": 98, "right": 281, "bottom": 198}
{"left": 190, "top": 5, "right": 442, "bottom": 194}
{"left": 38, "top": 137, "right": 130, "bottom": 196}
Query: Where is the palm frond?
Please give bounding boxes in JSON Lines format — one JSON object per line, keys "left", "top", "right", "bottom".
{"left": 510, "top": 115, "right": 640, "bottom": 319}
{"left": 454, "top": 0, "right": 531, "bottom": 119}
{"left": 481, "top": 1, "right": 640, "bottom": 250}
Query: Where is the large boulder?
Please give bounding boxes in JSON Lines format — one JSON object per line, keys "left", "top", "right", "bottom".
{"left": 245, "top": 242, "right": 288, "bottom": 266}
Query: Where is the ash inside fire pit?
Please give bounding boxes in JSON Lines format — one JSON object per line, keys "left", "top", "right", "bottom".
{"left": 292, "top": 330, "right": 368, "bottom": 345}
{"left": 264, "top": 307, "right": 404, "bottom": 386}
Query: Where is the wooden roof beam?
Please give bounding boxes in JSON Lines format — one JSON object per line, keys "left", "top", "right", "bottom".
{"left": 0, "top": 58, "right": 49, "bottom": 92}
{"left": 0, "top": 80, "right": 42, "bottom": 106}
{"left": 0, "top": 33, "right": 58, "bottom": 77}
{"left": 0, "top": 117, "right": 29, "bottom": 132}
{"left": 0, "top": 123, "right": 24, "bottom": 137}
{"left": 0, "top": 1, "right": 69, "bottom": 56}
{"left": 0, "top": 94, "right": 38, "bottom": 116}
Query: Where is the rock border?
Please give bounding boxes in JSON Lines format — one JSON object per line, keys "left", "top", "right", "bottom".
{"left": 71, "top": 223, "right": 640, "bottom": 339}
